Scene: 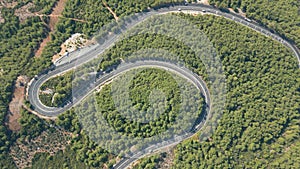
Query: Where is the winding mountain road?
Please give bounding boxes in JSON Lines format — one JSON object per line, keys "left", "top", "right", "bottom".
{"left": 27, "top": 3, "right": 300, "bottom": 169}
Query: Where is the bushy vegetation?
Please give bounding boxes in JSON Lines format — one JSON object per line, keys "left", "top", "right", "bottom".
{"left": 55, "top": 110, "right": 114, "bottom": 168}
{"left": 209, "top": 0, "right": 300, "bottom": 48}
{"left": 18, "top": 109, "right": 48, "bottom": 141}
{"left": 114, "top": 11, "right": 299, "bottom": 168}
{"left": 37, "top": 11, "right": 299, "bottom": 168}
{"left": 132, "top": 153, "right": 166, "bottom": 169}
{"left": 169, "top": 14, "right": 300, "bottom": 168}
{"left": 0, "top": 1, "right": 187, "bottom": 167}
{"left": 5, "top": 0, "right": 57, "bottom": 14}
{"left": 38, "top": 0, "right": 186, "bottom": 76}
{"left": 75, "top": 65, "right": 203, "bottom": 156}
{"left": 61, "top": 0, "right": 184, "bottom": 36}
{"left": 269, "top": 139, "right": 300, "bottom": 168}
{"left": 0, "top": 2, "right": 54, "bottom": 167}
{"left": 40, "top": 71, "right": 73, "bottom": 107}
{"left": 29, "top": 146, "right": 93, "bottom": 169}
{"left": 104, "top": 0, "right": 183, "bottom": 17}
{"left": 96, "top": 68, "right": 183, "bottom": 138}
{"left": 28, "top": 0, "right": 57, "bottom": 14}
{"left": 1, "top": 0, "right": 299, "bottom": 168}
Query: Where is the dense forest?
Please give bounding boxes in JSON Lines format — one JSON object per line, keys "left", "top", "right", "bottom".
{"left": 55, "top": 109, "right": 116, "bottom": 168}
{"left": 39, "top": 71, "right": 73, "bottom": 107}
{"left": 133, "top": 13, "right": 300, "bottom": 168}
{"left": 40, "top": 12, "right": 299, "bottom": 168}
{"left": 96, "top": 68, "right": 183, "bottom": 138}
{"left": 0, "top": 0, "right": 59, "bottom": 167}
{"left": 0, "top": 1, "right": 187, "bottom": 168}
{"left": 132, "top": 153, "right": 166, "bottom": 169}
{"left": 209, "top": 0, "right": 300, "bottom": 48}
{"left": 29, "top": 147, "right": 95, "bottom": 169}
{"left": 1, "top": 0, "right": 299, "bottom": 168}
{"left": 74, "top": 65, "right": 203, "bottom": 156}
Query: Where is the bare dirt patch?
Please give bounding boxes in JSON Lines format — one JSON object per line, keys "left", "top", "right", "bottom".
{"left": 35, "top": 32, "right": 51, "bottom": 58}
{"left": 14, "top": 2, "right": 35, "bottom": 23}
{"left": 228, "top": 8, "right": 246, "bottom": 17}
{"left": 35, "top": 0, "right": 67, "bottom": 58}
{"left": 6, "top": 76, "right": 29, "bottom": 131}
{"left": 35, "top": 0, "right": 87, "bottom": 58}
{"left": 0, "top": 0, "right": 18, "bottom": 8}
{"left": 0, "top": 11, "right": 4, "bottom": 23}
{"left": 52, "top": 33, "right": 92, "bottom": 62}
{"left": 158, "top": 150, "right": 175, "bottom": 169}
{"left": 52, "top": 41, "right": 67, "bottom": 61}
{"left": 48, "top": 0, "right": 67, "bottom": 30}
{"left": 0, "top": 68, "right": 3, "bottom": 76}
{"left": 238, "top": 8, "right": 246, "bottom": 17}
{"left": 0, "top": 1, "right": 13, "bottom": 23}
{"left": 199, "top": 0, "right": 210, "bottom": 5}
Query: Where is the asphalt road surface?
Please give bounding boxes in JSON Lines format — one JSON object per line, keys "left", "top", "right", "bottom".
{"left": 28, "top": 4, "right": 300, "bottom": 116}
{"left": 27, "top": 3, "right": 300, "bottom": 169}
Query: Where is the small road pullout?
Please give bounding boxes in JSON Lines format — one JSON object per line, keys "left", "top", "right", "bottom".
{"left": 27, "top": 3, "right": 300, "bottom": 169}
{"left": 53, "top": 4, "right": 300, "bottom": 68}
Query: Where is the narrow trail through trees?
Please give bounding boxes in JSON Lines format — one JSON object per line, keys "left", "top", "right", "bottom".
{"left": 34, "top": 0, "right": 86, "bottom": 58}
{"left": 103, "top": 1, "right": 119, "bottom": 21}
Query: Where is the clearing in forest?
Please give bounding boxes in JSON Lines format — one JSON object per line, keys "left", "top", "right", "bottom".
{"left": 199, "top": 0, "right": 210, "bottom": 5}
{"left": 35, "top": 0, "right": 67, "bottom": 58}
{"left": 6, "top": 76, "right": 29, "bottom": 131}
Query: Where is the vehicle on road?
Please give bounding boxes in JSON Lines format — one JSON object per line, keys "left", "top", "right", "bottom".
{"left": 244, "top": 17, "right": 252, "bottom": 22}
{"left": 27, "top": 4, "right": 300, "bottom": 169}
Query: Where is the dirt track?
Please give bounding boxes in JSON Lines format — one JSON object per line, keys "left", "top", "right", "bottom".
{"left": 103, "top": 1, "right": 119, "bottom": 21}
{"left": 7, "top": 76, "right": 29, "bottom": 131}
{"left": 35, "top": 0, "right": 67, "bottom": 58}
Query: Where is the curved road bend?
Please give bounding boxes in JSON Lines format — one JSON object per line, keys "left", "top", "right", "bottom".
{"left": 29, "top": 4, "right": 300, "bottom": 116}
{"left": 29, "top": 60, "right": 210, "bottom": 116}
{"left": 29, "top": 60, "right": 212, "bottom": 169}
{"left": 53, "top": 4, "right": 300, "bottom": 68}
{"left": 50, "top": 4, "right": 300, "bottom": 68}
{"left": 27, "top": 3, "right": 300, "bottom": 169}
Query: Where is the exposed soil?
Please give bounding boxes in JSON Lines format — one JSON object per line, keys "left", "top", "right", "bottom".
{"left": 0, "top": 0, "right": 18, "bottom": 8}
{"left": 52, "top": 42, "right": 67, "bottom": 61}
{"left": 238, "top": 8, "right": 246, "bottom": 17}
{"left": 48, "top": 0, "right": 67, "bottom": 31}
{"left": 199, "top": 0, "right": 210, "bottom": 5}
{"left": 228, "top": 8, "right": 246, "bottom": 17}
{"left": 35, "top": 0, "right": 67, "bottom": 58}
{"left": 0, "top": 1, "right": 13, "bottom": 23}
{"left": 103, "top": 1, "right": 119, "bottom": 21}
{"left": 35, "top": 35, "right": 50, "bottom": 58}
{"left": 52, "top": 33, "right": 92, "bottom": 62}
{"left": 0, "top": 10, "right": 4, "bottom": 23}
{"left": 158, "top": 150, "right": 175, "bottom": 169}
{"left": 0, "top": 68, "right": 3, "bottom": 76}
{"left": 14, "top": 2, "right": 35, "bottom": 23}
{"left": 6, "top": 76, "right": 29, "bottom": 131}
